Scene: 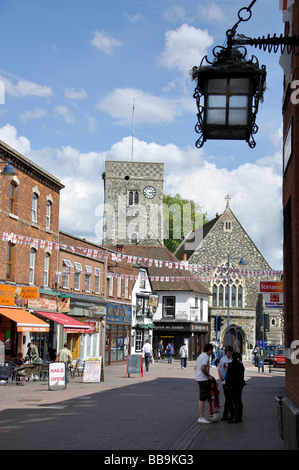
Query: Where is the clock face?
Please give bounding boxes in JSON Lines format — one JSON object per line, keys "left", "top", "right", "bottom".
{"left": 143, "top": 185, "right": 156, "bottom": 199}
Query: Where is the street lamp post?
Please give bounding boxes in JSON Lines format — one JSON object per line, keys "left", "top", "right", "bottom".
{"left": 227, "top": 254, "right": 246, "bottom": 347}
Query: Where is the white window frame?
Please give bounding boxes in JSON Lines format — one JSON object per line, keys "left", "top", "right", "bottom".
{"left": 32, "top": 193, "right": 38, "bottom": 223}
{"left": 74, "top": 262, "right": 82, "bottom": 291}
{"left": 46, "top": 200, "right": 52, "bottom": 229}
{"left": 29, "top": 248, "right": 36, "bottom": 285}
{"left": 62, "top": 259, "right": 73, "bottom": 289}
{"left": 94, "top": 268, "right": 100, "bottom": 294}
{"left": 85, "top": 265, "right": 92, "bottom": 292}
{"left": 44, "top": 252, "right": 50, "bottom": 287}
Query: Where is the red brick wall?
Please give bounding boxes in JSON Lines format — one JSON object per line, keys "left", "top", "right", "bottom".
{"left": 282, "top": 0, "right": 299, "bottom": 409}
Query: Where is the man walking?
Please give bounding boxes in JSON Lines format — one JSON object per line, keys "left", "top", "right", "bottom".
{"left": 57, "top": 343, "right": 72, "bottom": 384}
{"left": 142, "top": 339, "right": 153, "bottom": 372}
{"left": 179, "top": 342, "right": 188, "bottom": 369}
{"left": 196, "top": 343, "right": 213, "bottom": 424}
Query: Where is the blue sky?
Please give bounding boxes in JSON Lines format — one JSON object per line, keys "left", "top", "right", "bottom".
{"left": 0, "top": 0, "right": 285, "bottom": 269}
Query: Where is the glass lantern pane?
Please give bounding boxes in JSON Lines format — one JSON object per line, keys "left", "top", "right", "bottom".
{"left": 229, "top": 95, "right": 248, "bottom": 108}
{"left": 207, "top": 78, "right": 227, "bottom": 92}
{"left": 208, "top": 95, "right": 226, "bottom": 108}
{"left": 207, "top": 109, "right": 226, "bottom": 125}
{"left": 229, "top": 109, "right": 248, "bottom": 125}
{"left": 230, "top": 78, "right": 249, "bottom": 93}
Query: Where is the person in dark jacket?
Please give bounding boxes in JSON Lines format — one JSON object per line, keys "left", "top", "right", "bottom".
{"left": 226, "top": 351, "right": 246, "bottom": 423}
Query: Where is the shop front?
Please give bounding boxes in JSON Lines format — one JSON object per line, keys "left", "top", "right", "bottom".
{"left": 106, "top": 304, "right": 131, "bottom": 365}
{"left": 33, "top": 310, "right": 91, "bottom": 360}
{"left": 153, "top": 321, "right": 209, "bottom": 360}
{"left": 0, "top": 306, "right": 49, "bottom": 362}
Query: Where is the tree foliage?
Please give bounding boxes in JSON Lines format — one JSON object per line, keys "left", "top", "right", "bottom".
{"left": 163, "top": 193, "right": 208, "bottom": 253}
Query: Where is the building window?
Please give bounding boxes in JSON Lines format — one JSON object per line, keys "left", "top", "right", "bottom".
{"left": 6, "top": 242, "right": 14, "bottom": 281}
{"left": 108, "top": 274, "right": 113, "bottom": 297}
{"left": 29, "top": 248, "right": 36, "bottom": 285}
{"left": 74, "top": 262, "right": 82, "bottom": 290}
{"left": 131, "top": 233, "right": 138, "bottom": 244}
{"left": 9, "top": 183, "right": 16, "bottom": 214}
{"left": 62, "top": 259, "right": 73, "bottom": 289}
{"left": 135, "top": 330, "right": 142, "bottom": 352}
{"left": 117, "top": 276, "right": 122, "bottom": 298}
{"left": 129, "top": 191, "right": 139, "bottom": 205}
{"left": 32, "top": 193, "right": 38, "bottom": 223}
{"left": 163, "top": 296, "right": 175, "bottom": 318}
{"left": 94, "top": 268, "right": 100, "bottom": 294}
{"left": 85, "top": 265, "right": 92, "bottom": 292}
{"left": 44, "top": 253, "right": 50, "bottom": 287}
{"left": 46, "top": 201, "right": 52, "bottom": 229}
{"left": 211, "top": 264, "right": 244, "bottom": 308}
{"left": 139, "top": 270, "right": 146, "bottom": 289}
{"left": 124, "top": 276, "right": 129, "bottom": 299}
{"left": 224, "top": 221, "right": 232, "bottom": 232}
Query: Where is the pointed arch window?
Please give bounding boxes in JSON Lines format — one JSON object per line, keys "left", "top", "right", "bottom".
{"left": 211, "top": 263, "right": 244, "bottom": 308}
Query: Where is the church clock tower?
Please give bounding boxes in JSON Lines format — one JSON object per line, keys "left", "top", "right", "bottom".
{"left": 102, "top": 161, "right": 164, "bottom": 245}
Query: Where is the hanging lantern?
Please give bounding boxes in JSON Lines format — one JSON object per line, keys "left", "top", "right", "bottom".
{"left": 191, "top": 45, "right": 266, "bottom": 149}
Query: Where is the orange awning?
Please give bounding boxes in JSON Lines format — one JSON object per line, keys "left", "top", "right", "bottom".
{"left": 0, "top": 307, "right": 49, "bottom": 332}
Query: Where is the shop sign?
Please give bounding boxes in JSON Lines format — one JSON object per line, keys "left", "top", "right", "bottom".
{"left": 28, "top": 293, "right": 57, "bottom": 310}
{"left": 0, "top": 284, "right": 39, "bottom": 307}
{"left": 106, "top": 304, "right": 131, "bottom": 324}
{"left": 48, "top": 362, "right": 66, "bottom": 391}
{"left": 259, "top": 281, "right": 284, "bottom": 309}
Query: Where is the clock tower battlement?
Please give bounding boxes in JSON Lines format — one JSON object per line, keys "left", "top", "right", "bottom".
{"left": 102, "top": 161, "right": 164, "bottom": 245}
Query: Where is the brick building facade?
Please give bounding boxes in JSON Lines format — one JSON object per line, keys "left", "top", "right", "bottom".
{"left": 281, "top": 0, "right": 299, "bottom": 450}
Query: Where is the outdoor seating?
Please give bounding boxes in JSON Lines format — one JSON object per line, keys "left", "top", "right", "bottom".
{"left": 14, "top": 363, "right": 44, "bottom": 384}
{"left": 0, "top": 363, "right": 15, "bottom": 384}
{"left": 68, "top": 359, "right": 78, "bottom": 379}
{"left": 75, "top": 358, "right": 85, "bottom": 376}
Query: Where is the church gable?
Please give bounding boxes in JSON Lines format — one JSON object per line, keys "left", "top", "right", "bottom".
{"left": 179, "top": 197, "right": 272, "bottom": 273}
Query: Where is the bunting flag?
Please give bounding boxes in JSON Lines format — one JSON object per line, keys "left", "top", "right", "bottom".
{"left": 2, "top": 231, "right": 283, "bottom": 280}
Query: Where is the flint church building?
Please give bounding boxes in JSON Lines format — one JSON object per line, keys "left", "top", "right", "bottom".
{"left": 102, "top": 160, "right": 283, "bottom": 358}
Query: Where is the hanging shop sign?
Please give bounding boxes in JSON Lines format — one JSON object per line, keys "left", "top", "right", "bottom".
{"left": 106, "top": 304, "right": 131, "bottom": 324}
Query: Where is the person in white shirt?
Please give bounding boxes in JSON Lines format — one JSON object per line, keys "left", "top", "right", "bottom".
{"left": 142, "top": 339, "right": 153, "bottom": 372}
{"left": 218, "top": 345, "right": 233, "bottom": 420}
{"left": 195, "top": 343, "right": 213, "bottom": 424}
{"left": 179, "top": 343, "right": 188, "bottom": 369}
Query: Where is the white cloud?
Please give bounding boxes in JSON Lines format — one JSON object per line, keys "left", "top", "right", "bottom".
{"left": 89, "top": 30, "right": 123, "bottom": 55}
{"left": 54, "top": 105, "right": 75, "bottom": 124}
{"left": 0, "top": 124, "right": 31, "bottom": 154}
{"left": 0, "top": 74, "right": 53, "bottom": 98}
{"left": 96, "top": 88, "right": 190, "bottom": 125}
{"left": 20, "top": 107, "right": 47, "bottom": 123}
{"left": 198, "top": 2, "right": 227, "bottom": 23}
{"left": 64, "top": 88, "right": 87, "bottom": 100}
{"left": 158, "top": 24, "right": 214, "bottom": 74}
{"left": 124, "top": 12, "right": 143, "bottom": 23}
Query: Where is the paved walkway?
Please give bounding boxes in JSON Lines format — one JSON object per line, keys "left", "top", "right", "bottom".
{"left": 0, "top": 359, "right": 285, "bottom": 451}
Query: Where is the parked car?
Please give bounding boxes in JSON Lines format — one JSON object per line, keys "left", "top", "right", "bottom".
{"left": 263, "top": 345, "right": 279, "bottom": 364}
{"left": 273, "top": 348, "right": 285, "bottom": 367}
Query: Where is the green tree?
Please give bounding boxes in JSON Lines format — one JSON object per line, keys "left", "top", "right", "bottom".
{"left": 163, "top": 193, "right": 208, "bottom": 253}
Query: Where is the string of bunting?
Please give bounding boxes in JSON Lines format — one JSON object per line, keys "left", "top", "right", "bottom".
{"left": 2, "top": 231, "right": 283, "bottom": 281}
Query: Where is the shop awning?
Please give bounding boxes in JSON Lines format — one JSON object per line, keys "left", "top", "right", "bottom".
{"left": 0, "top": 307, "right": 50, "bottom": 332}
{"left": 34, "top": 311, "right": 91, "bottom": 332}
